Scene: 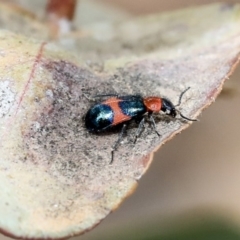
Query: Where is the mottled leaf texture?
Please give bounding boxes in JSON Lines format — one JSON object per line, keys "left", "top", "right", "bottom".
{"left": 0, "top": 2, "right": 240, "bottom": 240}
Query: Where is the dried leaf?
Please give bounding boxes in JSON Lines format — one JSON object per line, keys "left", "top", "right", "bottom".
{"left": 46, "top": 0, "right": 77, "bottom": 20}
{"left": 46, "top": 0, "right": 77, "bottom": 39}
{"left": 0, "top": 2, "right": 240, "bottom": 239}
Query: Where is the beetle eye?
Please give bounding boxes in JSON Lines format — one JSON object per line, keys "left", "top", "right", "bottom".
{"left": 171, "top": 110, "right": 177, "bottom": 118}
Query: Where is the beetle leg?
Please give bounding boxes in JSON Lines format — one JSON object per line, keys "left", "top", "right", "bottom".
{"left": 110, "top": 124, "right": 127, "bottom": 164}
{"left": 134, "top": 117, "right": 145, "bottom": 144}
{"left": 149, "top": 114, "right": 161, "bottom": 137}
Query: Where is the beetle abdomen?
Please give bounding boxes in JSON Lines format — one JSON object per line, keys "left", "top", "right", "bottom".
{"left": 85, "top": 104, "right": 113, "bottom": 132}
{"left": 85, "top": 96, "right": 147, "bottom": 132}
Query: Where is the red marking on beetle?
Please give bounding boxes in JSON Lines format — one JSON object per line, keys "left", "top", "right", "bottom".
{"left": 14, "top": 42, "right": 46, "bottom": 117}
{"left": 143, "top": 97, "right": 162, "bottom": 112}
{"left": 102, "top": 97, "right": 131, "bottom": 125}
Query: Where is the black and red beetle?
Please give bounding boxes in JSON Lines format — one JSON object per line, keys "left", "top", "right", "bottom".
{"left": 85, "top": 87, "right": 197, "bottom": 163}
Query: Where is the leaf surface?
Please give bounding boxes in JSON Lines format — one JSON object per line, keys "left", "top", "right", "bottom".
{"left": 0, "top": 2, "right": 240, "bottom": 239}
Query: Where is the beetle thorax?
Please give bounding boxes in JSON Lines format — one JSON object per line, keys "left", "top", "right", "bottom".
{"left": 143, "top": 97, "right": 162, "bottom": 112}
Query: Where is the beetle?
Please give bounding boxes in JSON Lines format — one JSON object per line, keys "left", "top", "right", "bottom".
{"left": 85, "top": 87, "right": 197, "bottom": 164}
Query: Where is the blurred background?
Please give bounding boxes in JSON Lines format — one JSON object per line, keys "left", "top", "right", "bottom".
{"left": 1, "top": 0, "right": 240, "bottom": 239}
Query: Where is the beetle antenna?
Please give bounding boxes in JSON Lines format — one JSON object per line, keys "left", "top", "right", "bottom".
{"left": 175, "top": 87, "right": 190, "bottom": 107}
{"left": 174, "top": 87, "right": 198, "bottom": 121}
{"left": 176, "top": 109, "right": 198, "bottom": 121}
